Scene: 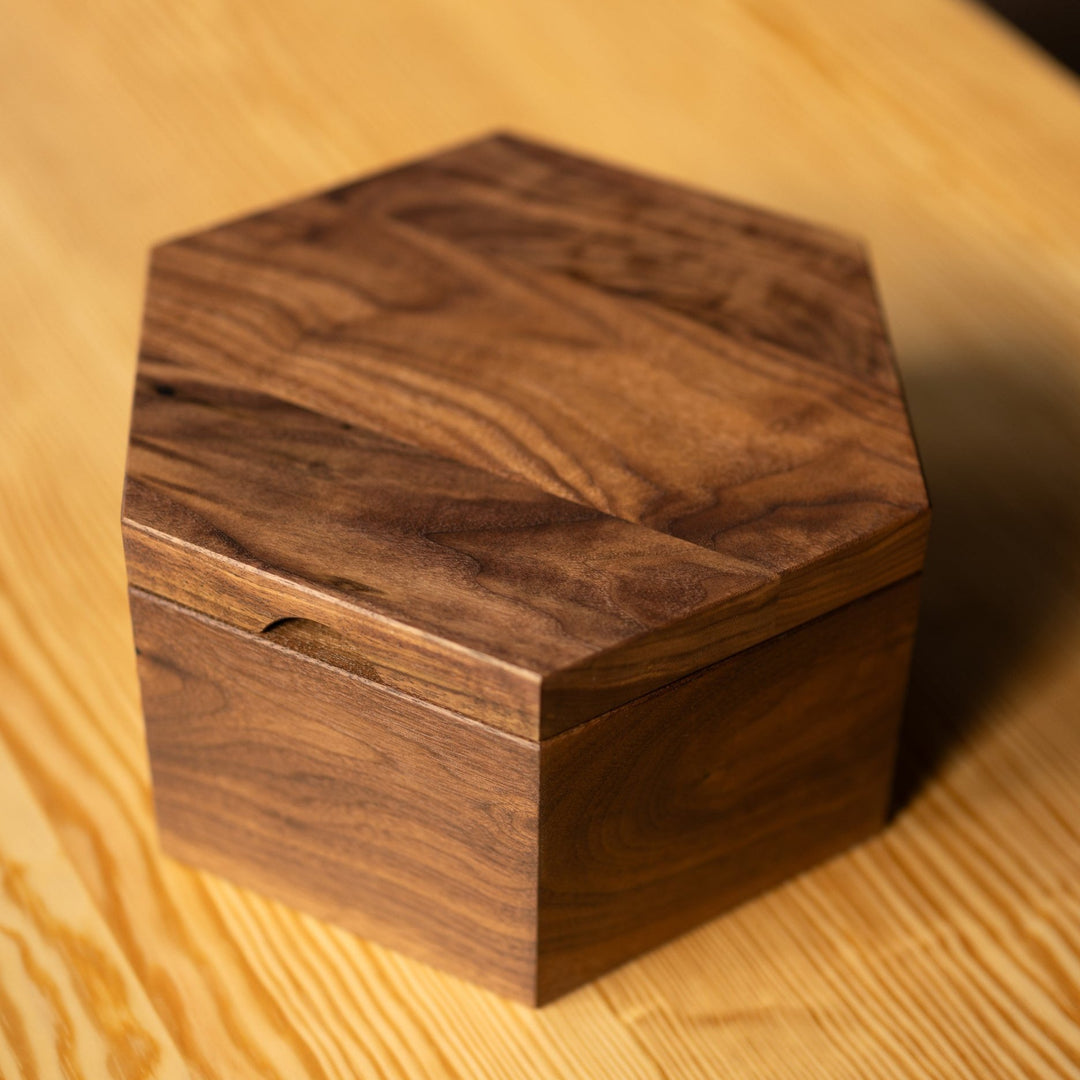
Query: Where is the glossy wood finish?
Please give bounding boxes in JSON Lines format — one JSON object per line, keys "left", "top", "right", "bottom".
{"left": 125, "top": 131, "right": 929, "bottom": 738}
{"left": 131, "top": 587, "right": 539, "bottom": 1002}
{"left": 120, "top": 132, "right": 929, "bottom": 1001}
{"left": 140, "top": 132, "right": 926, "bottom": 563}
{"left": 539, "top": 575, "right": 920, "bottom": 1002}
{"left": 131, "top": 577, "right": 919, "bottom": 1005}
{"left": 9, "top": 0, "right": 1080, "bottom": 1071}
{"left": 124, "top": 369, "right": 926, "bottom": 737}
{"left": 123, "top": 373, "right": 764, "bottom": 736}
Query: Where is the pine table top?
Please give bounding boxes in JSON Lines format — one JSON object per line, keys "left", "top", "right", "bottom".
{"left": 2, "top": 0, "right": 1079, "bottom": 1075}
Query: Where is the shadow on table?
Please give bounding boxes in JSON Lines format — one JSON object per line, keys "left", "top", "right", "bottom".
{"left": 889, "top": 353, "right": 1080, "bottom": 814}
{"left": 979, "top": 0, "right": 1080, "bottom": 76}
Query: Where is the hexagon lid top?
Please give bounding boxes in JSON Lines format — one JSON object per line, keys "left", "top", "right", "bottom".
{"left": 123, "top": 132, "right": 929, "bottom": 739}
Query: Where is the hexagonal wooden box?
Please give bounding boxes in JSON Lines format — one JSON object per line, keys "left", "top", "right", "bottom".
{"left": 122, "top": 133, "right": 929, "bottom": 1005}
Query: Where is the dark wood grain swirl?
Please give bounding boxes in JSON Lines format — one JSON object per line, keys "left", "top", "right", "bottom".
{"left": 132, "top": 587, "right": 540, "bottom": 1002}
{"left": 122, "top": 131, "right": 932, "bottom": 1007}
{"left": 538, "top": 575, "right": 921, "bottom": 1002}
{"left": 126, "top": 132, "right": 929, "bottom": 737}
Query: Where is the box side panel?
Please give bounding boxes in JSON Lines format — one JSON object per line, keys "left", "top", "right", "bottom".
{"left": 131, "top": 588, "right": 539, "bottom": 1003}
{"left": 538, "top": 576, "right": 921, "bottom": 1003}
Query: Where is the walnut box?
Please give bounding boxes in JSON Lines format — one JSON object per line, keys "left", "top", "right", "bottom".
{"left": 122, "top": 132, "right": 929, "bottom": 1005}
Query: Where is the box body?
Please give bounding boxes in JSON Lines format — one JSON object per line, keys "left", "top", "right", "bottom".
{"left": 123, "top": 132, "right": 930, "bottom": 1004}
{"left": 132, "top": 576, "right": 919, "bottom": 1004}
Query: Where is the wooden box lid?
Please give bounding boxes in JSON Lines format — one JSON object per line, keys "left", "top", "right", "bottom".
{"left": 122, "top": 133, "right": 929, "bottom": 739}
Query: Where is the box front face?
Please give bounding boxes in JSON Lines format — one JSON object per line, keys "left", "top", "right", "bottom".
{"left": 538, "top": 576, "right": 921, "bottom": 1003}
{"left": 131, "top": 588, "right": 540, "bottom": 1002}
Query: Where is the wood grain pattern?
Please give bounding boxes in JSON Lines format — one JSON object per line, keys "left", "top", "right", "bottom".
{"left": 131, "top": 586, "right": 540, "bottom": 1002}
{"left": 0, "top": 734, "right": 188, "bottom": 1080}
{"left": 123, "top": 367, "right": 926, "bottom": 736}
{"left": 123, "top": 131, "right": 928, "bottom": 1000}
{"left": 538, "top": 575, "right": 921, "bottom": 1003}
{"left": 129, "top": 573, "right": 919, "bottom": 1005}
{"left": 4, "top": 0, "right": 1080, "bottom": 1072}
{"left": 126, "top": 131, "right": 929, "bottom": 737}
{"left": 122, "top": 372, "right": 766, "bottom": 736}
{"left": 141, "top": 132, "right": 927, "bottom": 565}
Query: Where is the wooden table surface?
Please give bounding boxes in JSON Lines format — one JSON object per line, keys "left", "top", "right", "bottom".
{"left": 3, "top": 0, "right": 1080, "bottom": 1076}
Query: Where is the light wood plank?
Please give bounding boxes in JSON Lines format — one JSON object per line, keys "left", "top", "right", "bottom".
{"left": 0, "top": 730, "right": 188, "bottom": 1079}
{"left": 2, "top": 0, "right": 1080, "bottom": 1075}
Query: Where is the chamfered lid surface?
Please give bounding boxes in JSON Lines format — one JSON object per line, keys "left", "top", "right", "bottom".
{"left": 123, "top": 132, "right": 929, "bottom": 739}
